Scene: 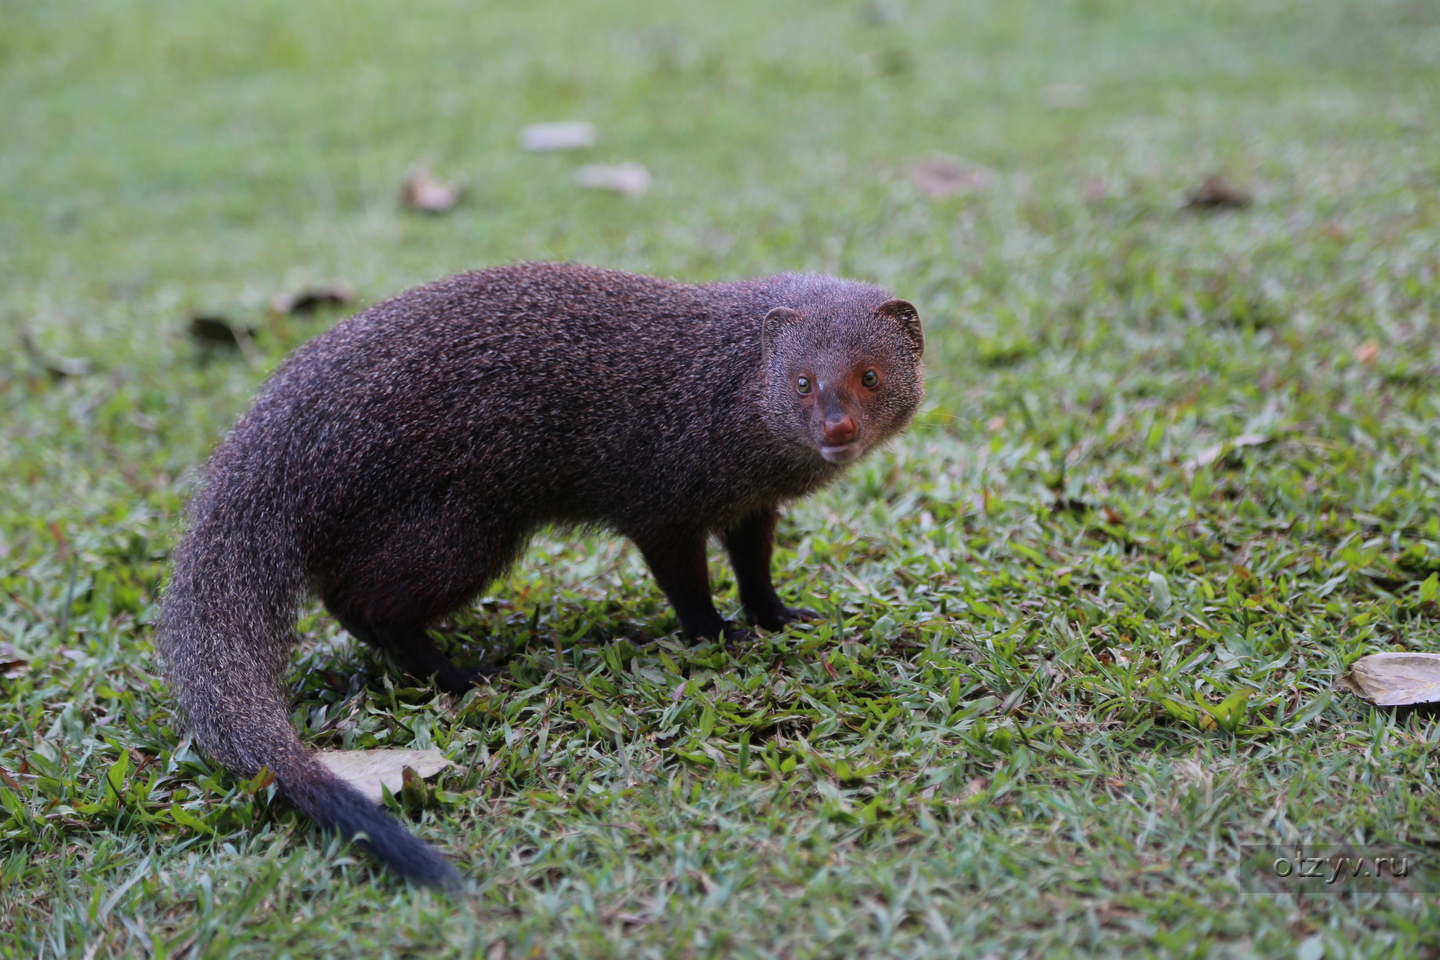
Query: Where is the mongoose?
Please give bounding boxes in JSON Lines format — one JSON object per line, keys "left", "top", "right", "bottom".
{"left": 157, "top": 262, "right": 925, "bottom": 887}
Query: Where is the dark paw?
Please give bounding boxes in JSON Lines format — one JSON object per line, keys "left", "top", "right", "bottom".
{"left": 722, "top": 624, "right": 761, "bottom": 645}
{"left": 748, "top": 606, "right": 821, "bottom": 632}
{"left": 428, "top": 661, "right": 503, "bottom": 695}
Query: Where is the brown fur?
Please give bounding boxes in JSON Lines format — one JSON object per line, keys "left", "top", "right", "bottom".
{"left": 157, "top": 263, "right": 924, "bottom": 884}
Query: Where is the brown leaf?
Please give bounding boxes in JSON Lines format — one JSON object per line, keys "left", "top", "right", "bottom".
{"left": 908, "top": 153, "right": 996, "bottom": 198}
{"left": 271, "top": 284, "right": 354, "bottom": 316}
{"left": 520, "top": 121, "right": 597, "bottom": 152}
{"left": 20, "top": 332, "right": 90, "bottom": 380}
{"left": 860, "top": 0, "right": 904, "bottom": 25}
{"left": 0, "top": 642, "right": 27, "bottom": 679}
{"left": 1355, "top": 341, "right": 1380, "bottom": 365}
{"left": 1039, "top": 83, "right": 1087, "bottom": 109}
{"left": 315, "top": 748, "right": 455, "bottom": 803}
{"left": 575, "top": 162, "right": 651, "bottom": 196}
{"left": 1338, "top": 653, "right": 1440, "bottom": 706}
{"left": 1184, "top": 175, "right": 1252, "bottom": 211}
{"left": 188, "top": 315, "right": 256, "bottom": 347}
{"left": 401, "top": 165, "right": 463, "bottom": 213}
{"left": 1184, "top": 433, "right": 1272, "bottom": 470}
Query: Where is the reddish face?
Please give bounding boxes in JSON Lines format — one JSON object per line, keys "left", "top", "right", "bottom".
{"left": 792, "top": 365, "right": 884, "bottom": 463}
{"left": 761, "top": 295, "right": 925, "bottom": 466}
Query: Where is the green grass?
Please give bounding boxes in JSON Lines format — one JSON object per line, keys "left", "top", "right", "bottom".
{"left": 4, "top": 0, "right": 1440, "bottom": 955}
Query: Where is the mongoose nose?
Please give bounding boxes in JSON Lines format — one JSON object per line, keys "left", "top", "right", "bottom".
{"left": 822, "top": 416, "right": 858, "bottom": 445}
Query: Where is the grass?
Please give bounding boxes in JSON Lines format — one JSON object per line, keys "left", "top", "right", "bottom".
{"left": 3, "top": 0, "right": 1440, "bottom": 955}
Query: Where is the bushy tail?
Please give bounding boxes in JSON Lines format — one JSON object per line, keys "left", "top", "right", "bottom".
{"left": 157, "top": 510, "right": 460, "bottom": 888}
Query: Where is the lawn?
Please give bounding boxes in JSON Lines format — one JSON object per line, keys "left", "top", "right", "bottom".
{"left": 3, "top": 0, "right": 1440, "bottom": 956}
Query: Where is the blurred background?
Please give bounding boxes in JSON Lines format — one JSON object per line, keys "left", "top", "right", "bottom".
{"left": 5, "top": 0, "right": 1434, "bottom": 370}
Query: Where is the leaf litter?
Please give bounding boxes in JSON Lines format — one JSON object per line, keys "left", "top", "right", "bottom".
{"left": 316, "top": 748, "right": 456, "bottom": 804}
{"left": 1337, "top": 653, "right": 1440, "bottom": 706}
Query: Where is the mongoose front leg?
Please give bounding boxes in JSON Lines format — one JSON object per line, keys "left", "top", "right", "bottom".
{"left": 633, "top": 531, "right": 733, "bottom": 641}
{"left": 722, "top": 506, "right": 819, "bottom": 631}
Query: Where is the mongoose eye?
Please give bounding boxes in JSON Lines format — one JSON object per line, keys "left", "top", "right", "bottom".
{"left": 796, "top": 376, "right": 813, "bottom": 396}
{"left": 861, "top": 369, "right": 879, "bottom": 388}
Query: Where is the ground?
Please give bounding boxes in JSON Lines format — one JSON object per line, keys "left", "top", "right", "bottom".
{"left": 2, "top": 0, "right": 1439, "bottom": 956}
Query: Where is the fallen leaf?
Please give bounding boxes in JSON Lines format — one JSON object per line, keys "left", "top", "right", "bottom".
{"left": 1184, "top": 433, "right": 1272, "bottom": 470}
{"left": 1084, "top": 178, "right": 1111, "bottom": 203}
{"left": 520, "top": 121, "right": 597, "bottom": 152}
{"left": 908, "top": 153, "right": 997, "bottom": 198}
{"left": 0, "top": 642, "right": 27, "bottom": 679}
{"left": 1039, "top": 83, "right": 1087, "bottom": 109}
{"left": 1355, "top": 341, "right": 1379, "bottom": 365}
{"left": 188, "top": 315, "right": 255, "bottom": 347}
{"left": 575, "top": 161, "right": 651, "bottom": 196}
{"left": 860, "top": 0, "right": 904, "bottom": 25}
{"left": 985, "top": 415, "right": 1006, "bottom": 432}
{"left": 20, "top": 332, "right": 91, "bottom": 380}
{"left": 316, "top": 748, "right": 456, "bottom": 804}
{"left": 400, "top": 165, "right": 463, "bottom": 213}
{"left": 1338, "top": 652, "right": 1440, "bottom": 706}
{"left": 271, "top": 284, "right": 354, "bottom": 315}
{"left": 1184, "top": 175, "right": 1252, "bottom": 210}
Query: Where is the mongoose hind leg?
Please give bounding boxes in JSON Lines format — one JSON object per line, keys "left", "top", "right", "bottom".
{"left": 333, "top": 613, "right": 492, "bottom": 694}
{"left": 320, "top": 524, "right": 521, "bottom": 693}
{"left": 722, "top": 506, "right": 819, "bottom": 631}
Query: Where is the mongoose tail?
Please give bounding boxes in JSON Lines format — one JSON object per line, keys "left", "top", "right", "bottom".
{"left": 157, "top": 510, "right": 461, "bottom": 888}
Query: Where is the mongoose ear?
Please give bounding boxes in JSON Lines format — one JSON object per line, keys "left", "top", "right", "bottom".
{"left": 874, "top": 299, "right": 923, "bottom": 357}
{"left": 761, "top": 307, "right": 802, "bottom": 364}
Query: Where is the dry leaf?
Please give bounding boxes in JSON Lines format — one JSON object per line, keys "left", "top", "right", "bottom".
{"left": 575, "top": 161, "right": 651, "bottom": 196}
{"left": 316, "top": 748, "right": 455, "bottom": 803}
{"left": 1354, "top": 341, "right": 1379, "bottom": 365}
{"left": 1338, "top": 653, "right": 1440, "bottom": 706}
{"left": 861, "top": 0, "right": 905, "bottom": 25}
{"left": 20, "top": 332, "right": 90, "bottom": 380}
{"left": 908, "top": 153, "right": 997, "bottom": 198}
{"left": 0, "top": 642, "right": 27, "bottom": 679}
{"left": 401, "top": 165, "right": 463, "bottom": 213}
{"left": 1184, "top": 433, "right": 1272, "bottom": 470}
{"left": 1039, "top": 83, "right": 1087, "bottom": 109}
{"left": 520, "top": 121, "right": 597, "bottom": 152}
{"left": 1184, "top": 175, "right": 1252, "bottom": 210}
{"left": 188, "top": 316, "right": 259, "bottom": 362}
{"left": 271, "top": 284, "right": 354, "bottom": 315}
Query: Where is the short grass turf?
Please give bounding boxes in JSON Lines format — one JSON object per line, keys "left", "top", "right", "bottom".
{"left": 3, "top": 0, "right": 1440, "bottom": 956}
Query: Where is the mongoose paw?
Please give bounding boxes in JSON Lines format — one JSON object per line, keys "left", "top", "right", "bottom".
{"left": 748, "top": 606, "right": 821, "bottom": 632}
{"left": 722, "top": 624, "right": 761, "bottom": 647}
{"left": 429, "top": 662, "right": 503, "bottom": 695}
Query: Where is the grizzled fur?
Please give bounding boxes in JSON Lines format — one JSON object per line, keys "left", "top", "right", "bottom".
{"left": 157, "top": 262, "right": 925, "bottom": 886}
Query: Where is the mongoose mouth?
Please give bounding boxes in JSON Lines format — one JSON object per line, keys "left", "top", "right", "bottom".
{"left": 820, "top": 441, "right": 865, "bottom": 463}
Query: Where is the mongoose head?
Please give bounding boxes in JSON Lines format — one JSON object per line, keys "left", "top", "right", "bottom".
{"left": 760, "top": 295, "right": 925, "bottom": 464}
